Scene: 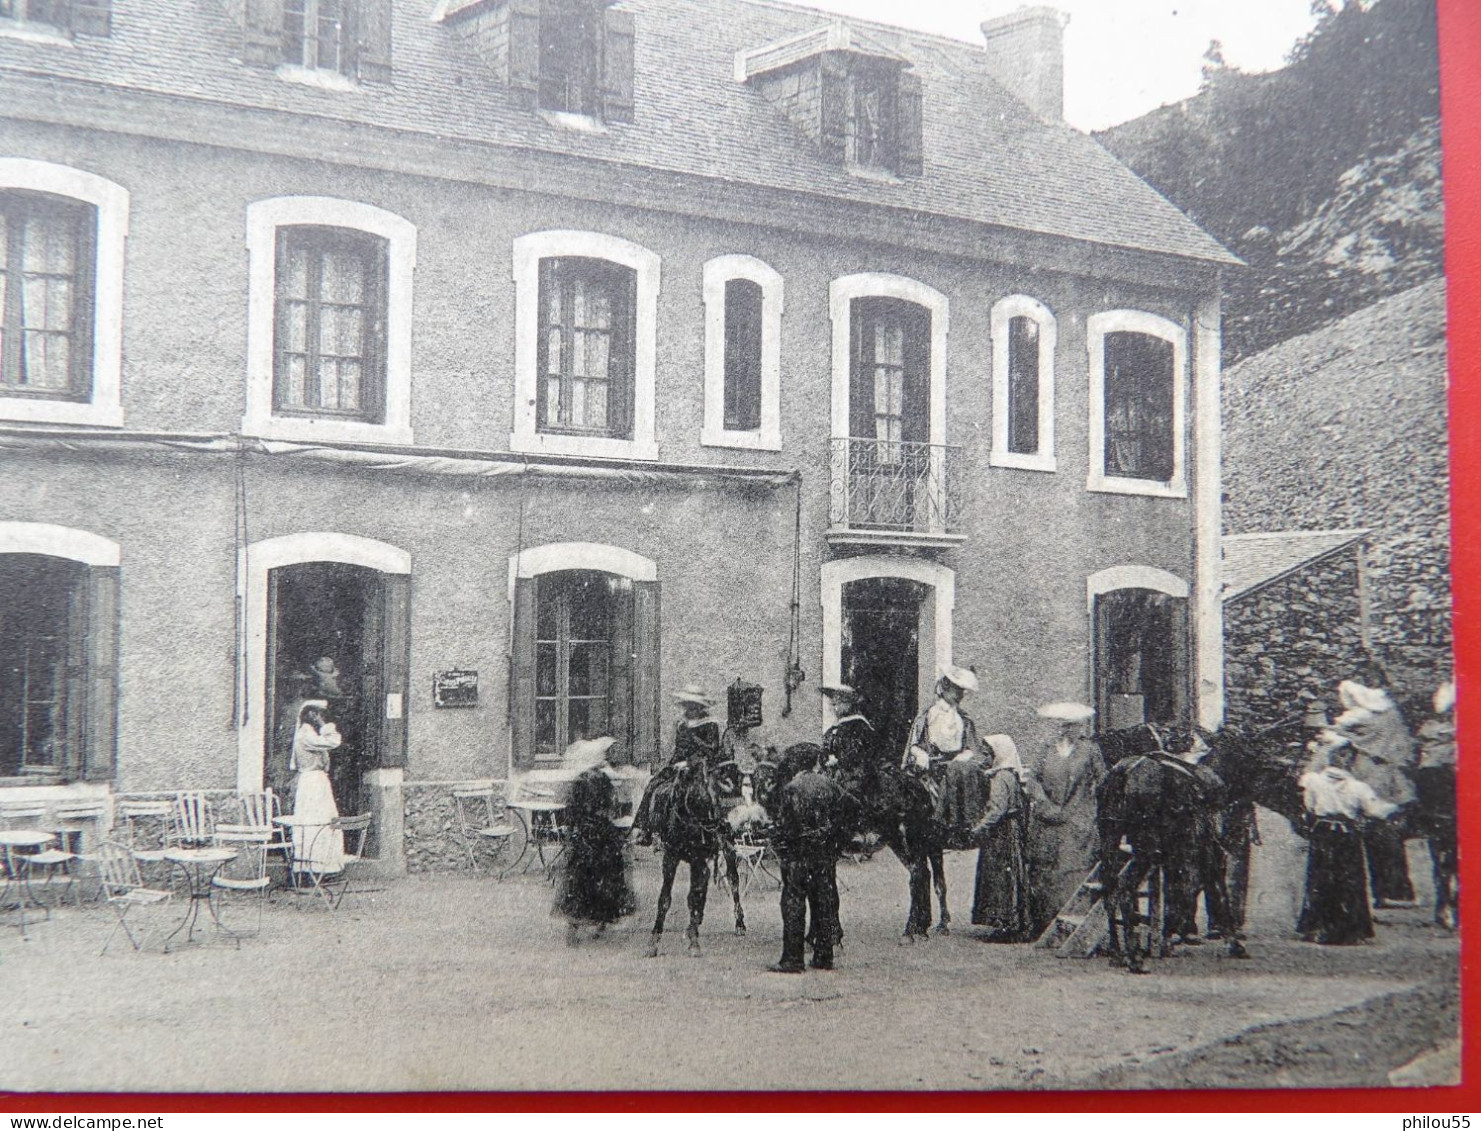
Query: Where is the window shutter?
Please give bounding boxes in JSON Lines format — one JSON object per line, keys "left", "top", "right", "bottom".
{"left": 61, "top": 574, "right": 88, "bottom": 781}
{"left": 242, "top": 0, "right": 286, "bottom": 67}
{"left": 509, "top": 576, "right": 537, "bottom": 769}
{"left": 607, "top": 264, "right": 637, "bottom": 440}
{"left": 901, "top": 302, "right": 931, "bottom": 445}
{"left": 71, "top": 203, "right": 97, "bottom": 400}
{"left": 83, "top": 565, "right": 120, "bottom": 782}
{"left": 355, "top": 0, "right": 393, "bottom": 84}
{"left": 65, "top": 0, "right": 112, "bottom": 36}
{"left": 608, "top": 580, "right": 634, "bottom": 765}
{"left": 1168, "top": 597, "right": 1191, "bottom": 729}
{"left": 507, "top": 0, "right": 542, "bottom": 106}
{"left": 631, "top": 580, "right": 660, "bottom": 766}
{"left": 894, "top": 70, "right": 924, "bottom": 176}
{"left": 364, "top": 238, "right": 390, "bottom": 425}
{"left": 848, "top": 300, "right": 874, "bottom": 441}
{"left": 1092, "top": 595, "right": 1111, "bottom": 735}
{"left": 377, "top": 572, "right": 410, "bottom": 769}
{"left": 819, "top": 55, "right": 849, "bottom": 163}
{"left": 600, "top": 6, "right": 635, "bottom": 123}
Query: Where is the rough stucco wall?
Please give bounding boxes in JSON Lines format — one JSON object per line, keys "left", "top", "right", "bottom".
{"left": 1224, "top": 548, "right": 1366, "bottom": 733}
{"left": 0, "top": 119, "right": 1203, "bottom": 794}
{"left": 1223, "top": 279, "right": 1451, "bottom": 699}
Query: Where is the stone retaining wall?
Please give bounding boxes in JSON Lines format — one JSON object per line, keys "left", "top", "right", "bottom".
{"left": 1225, "top": 548, "right": 1365, "bottom": 731}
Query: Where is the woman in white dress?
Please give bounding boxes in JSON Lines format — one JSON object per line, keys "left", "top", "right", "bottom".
{"left": 291, "top": 701, "right": 345, "bottom": 875}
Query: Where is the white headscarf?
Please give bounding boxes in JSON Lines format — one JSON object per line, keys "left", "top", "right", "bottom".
{"left": 985, "top": 734, "right": 1027, "bottom": 783}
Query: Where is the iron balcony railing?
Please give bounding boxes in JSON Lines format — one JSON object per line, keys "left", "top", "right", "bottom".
{"left": 828, "top": 437, "right": 964, "bottom": 536}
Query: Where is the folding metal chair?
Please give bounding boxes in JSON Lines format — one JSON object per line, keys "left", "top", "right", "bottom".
{"left": 97, "top": 841, "right": 172, "bottom": 955}
{"left": 0, "top": 801, "right": 78, "bottom": 910}
{"left": 210, "top": 828, "right": 272, "bottom": 942}
{"left": 219, "top": 790, "right": 291, "bottom": 881}
{"left": 301, "top": 815, "right": 374, "bottom": 910}
{"left": 168, "top": 792, "right": 215, "bottom": 849}
{"left": 451, "top": 786, "right": 526, "bottom": 878}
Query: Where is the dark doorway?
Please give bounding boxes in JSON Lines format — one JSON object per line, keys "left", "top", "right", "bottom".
{"left": 266, "top": 562, "right": 387, "bottom": 816}
{"left": 842, "top": 576, "right": 927, "bottom": 767}
{"left": 0, "top": 554, "right": 85, "bottom": 779}
{"left": 1093, "top": 588, "right": 1190, "bottom": 733}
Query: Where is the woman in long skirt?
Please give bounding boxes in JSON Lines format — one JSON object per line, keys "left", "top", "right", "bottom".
{"left": 969, "top": 736, "right": 1033, "bottom": 941}
{"left": 555, "top": 738, "right": 637, "bottom": 944}
{"left": 1297, "top": 741, "right": 1399, "bottom": 944}
{"left": 290, "top": 701, "right": 345, "bottom": 875}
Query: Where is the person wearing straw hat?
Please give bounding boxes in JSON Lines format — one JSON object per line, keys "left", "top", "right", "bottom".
{"left": 554, "top": 736, "right": 636, "bottom": 945}
{"left": 633, "top": 684, "right": 722, "bottom": 846}
{"left": 820, "top": 683, "right": 878, "bottom": 784}
{"left": 1026, "top": 701, "right": 1106, "bottom": 933}
{"left": 902, "top": 665, "right": 983, "bottom": 782}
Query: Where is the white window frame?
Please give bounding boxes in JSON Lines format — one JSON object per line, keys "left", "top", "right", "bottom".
{"left": 989, "top": 294, "right": 1056, "bottom": 472}
{"left": 243, "top": 196, "right": 417, "bottom": 446}
{"left": 1086, "top": 309, "right": 1188, "bottom": 499}
{"left": 701, "top": 255, "right": 783, "bottom": 451}
{"left": 0, "top": 160, "right": 128, "bottom": 428}
{"left": 828, "top": 272, "right": 948, "bottom": 446}
{"left": 511, "top": 230, "right": 661, "bottom": 462}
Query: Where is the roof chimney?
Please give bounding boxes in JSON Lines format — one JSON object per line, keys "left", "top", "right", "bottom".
{"left": 981, "top": 7, "right": 1066, "bottom": 123}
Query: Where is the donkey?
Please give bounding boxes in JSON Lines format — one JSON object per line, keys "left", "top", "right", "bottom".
{"left": 644, "top": 758, "right": 743, "bottom": 957}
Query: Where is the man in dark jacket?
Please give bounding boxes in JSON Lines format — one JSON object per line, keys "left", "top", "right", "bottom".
{"left": 767, "top": 743, "right": 855, "bottom": 973}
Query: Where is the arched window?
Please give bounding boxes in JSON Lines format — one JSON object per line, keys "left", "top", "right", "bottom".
{"left": 0, "top": 523, "right": 121, "bottom": 784}
{"left": 510, "top": 543, "right": 660, "bottom": 767}
{"left": 989, "top": 295, "right": 1056, "bottom": 472}
{"left": 512, "top": 231, "right": 661, "bottom": 461}
{"left": 701, "top": 255, "right": 783, "bottom": 450}
{"left": 1087, "top": 567, "right": 1190, "bottom": 732}
{"left": 244, "top": 197, "right": 417, "bottom": 445}
{"left": 1087, "top": 310, "right": 1187, "bottom": 498}
{"left": 0, "top": 160, "right": 128, "bottom": 428}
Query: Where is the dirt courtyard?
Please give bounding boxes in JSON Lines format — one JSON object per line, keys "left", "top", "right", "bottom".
{"left": 0, "top": 834, "right": 1460, "bottom": 1094}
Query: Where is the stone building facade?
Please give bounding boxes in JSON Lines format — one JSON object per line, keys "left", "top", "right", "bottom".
{"left": 0, "top": 0, "right": 1233, "bottom": 870}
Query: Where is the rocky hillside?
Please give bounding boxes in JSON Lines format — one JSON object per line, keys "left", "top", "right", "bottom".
{"left": 1222, "top": 278, "right": 1451, "bottom": 692}
{"left": 1097, "top": 0, "right": 1443, "bottom": 362}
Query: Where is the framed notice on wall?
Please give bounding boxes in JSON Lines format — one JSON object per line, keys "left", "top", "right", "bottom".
{"left": 433, "top": 670, "right": 478, "bottom": 709}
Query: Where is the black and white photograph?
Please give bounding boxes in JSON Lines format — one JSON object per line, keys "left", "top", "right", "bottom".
{"left": 0, "top": 0, "right": 1460, "bottom": 1096}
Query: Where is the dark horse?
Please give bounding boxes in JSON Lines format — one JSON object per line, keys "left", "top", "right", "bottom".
{"left": 1097, "top": 725, "right": 1251, "bottom": 974}
{"left": 644, "top": 758, "right": 744, "bottom": 957}
{"left": 828, "top": 759, "right": 947, "bottom": 944}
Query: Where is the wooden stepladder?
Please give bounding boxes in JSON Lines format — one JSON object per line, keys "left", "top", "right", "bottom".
{"left": 1035, "top": 855, "right": 1166, "bottom": 959}
{"left": 1035, "top": 861, "right": 1111, "bottom": 957}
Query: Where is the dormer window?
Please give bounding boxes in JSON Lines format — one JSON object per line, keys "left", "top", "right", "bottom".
{"left": 441, "top": 0, "right": 636, "bottom": 125}
{"left": 738, "top": 24, "right": 924, "bottom": 177}
{"left": 283, "top": 0, "right": 352, "bottom": 76}
{"left": 239, "top": 0, "right": 392, "bottom": 85}
{"left": 0, "top": 0, "right": 111, "bottom": 36}
{"left": 539, "top": 0, "right": 601, "bottom": 115}
{"left": 846, "top": 62, "right": 896, "bottom": 171}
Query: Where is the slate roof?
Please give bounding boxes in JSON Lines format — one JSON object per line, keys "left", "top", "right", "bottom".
{"left": 0, "top": 0, "right": 1239, "bottom": 266}
{"left": 1222, "top": 529, "right": 1369, "bottom": 602}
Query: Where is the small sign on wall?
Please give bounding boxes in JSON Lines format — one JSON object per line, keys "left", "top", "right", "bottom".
{"left": 433, "top": 670, "right": 479, "bottom": 709}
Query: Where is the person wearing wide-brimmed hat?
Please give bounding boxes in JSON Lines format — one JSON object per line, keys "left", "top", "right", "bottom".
{"left": 1025, "top": 701, "right": 1106, "bottom": 933}
{"left": 902, "top": 665, "right": 983, "bottom": 778}
{"left": 633, "top": 684, "right": 723, "bottom": 846}
{"left": 820, "top": 683, "right": 879, "bottom": 784}
{"left": 554, "top": 736, "right": 637, "bottom": 944}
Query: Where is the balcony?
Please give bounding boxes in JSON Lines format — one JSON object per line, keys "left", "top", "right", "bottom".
{"left": 828, "top": 437, "right": 966, "bottom": 548}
